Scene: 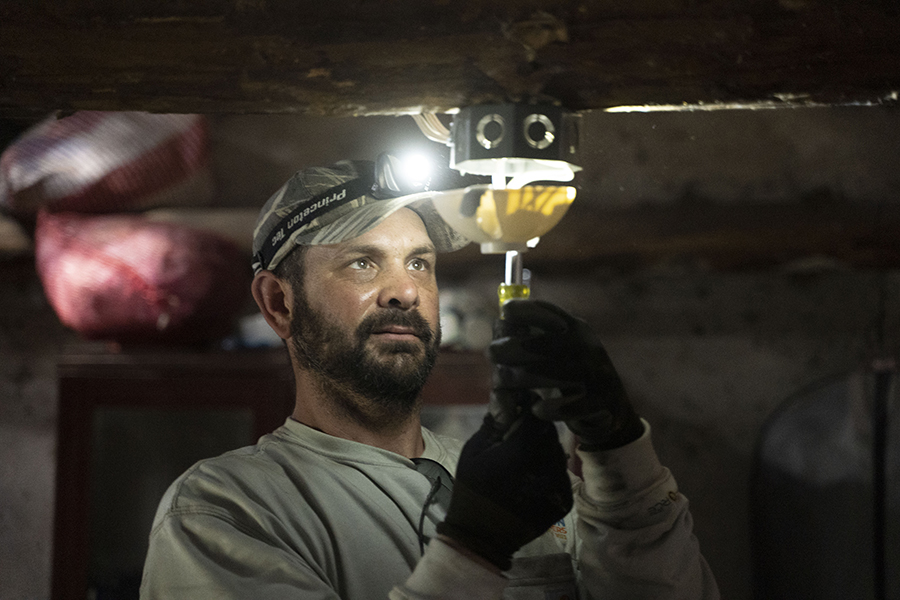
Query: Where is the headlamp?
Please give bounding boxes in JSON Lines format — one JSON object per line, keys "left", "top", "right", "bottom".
{"left": 372, "top": 152, "right": 446, "bottom": 199}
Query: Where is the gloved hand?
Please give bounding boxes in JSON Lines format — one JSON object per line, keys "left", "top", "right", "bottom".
{"left": 436, "top": 409, "right": 573, "bottom": 571}
{"left": 489, "top": 299, "right": 645, "bottom": 451}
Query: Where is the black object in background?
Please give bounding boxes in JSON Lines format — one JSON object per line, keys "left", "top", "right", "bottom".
{"left": 751, "top": 367, "right": 899, "bottom": 600}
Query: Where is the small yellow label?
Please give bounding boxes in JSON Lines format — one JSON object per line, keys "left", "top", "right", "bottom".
{"left": 498, "top": 283, "right": 531, "bottom": 308}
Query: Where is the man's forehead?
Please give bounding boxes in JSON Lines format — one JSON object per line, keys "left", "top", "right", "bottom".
{"left": 345, "top": 208, "right": 434, "bottom": 248}
{"left": 308, "top": 208, "right": 435, "bottom": 258}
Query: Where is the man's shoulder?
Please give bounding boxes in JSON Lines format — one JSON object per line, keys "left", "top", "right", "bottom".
{"left": 157, "top": 428, "right": 308, "bottom": 513}
{"left": 149, "top": 427, "right": 324, "bottom": 534}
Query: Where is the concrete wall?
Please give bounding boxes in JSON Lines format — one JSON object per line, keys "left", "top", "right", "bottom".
{"left": 2, "top": 106, "right": 899, "bottom": 599}
{"left": 0, "top": 262, "right": 76, "bottom": 600}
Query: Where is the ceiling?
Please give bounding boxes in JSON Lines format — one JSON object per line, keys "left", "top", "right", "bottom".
{"left": 1, "top": 0, "right": 898, "bottom": 118}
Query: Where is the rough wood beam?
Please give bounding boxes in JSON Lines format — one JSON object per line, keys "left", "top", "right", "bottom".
{"left": 1, "top": 1, "right": 898, "bottom": 117}
{"left": 437, "top": 197, "right": 900, "bottom": 276}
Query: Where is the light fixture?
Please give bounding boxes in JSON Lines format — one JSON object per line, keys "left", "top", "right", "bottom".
{"left": 409, "top": 103, "right": 583, "bottom": 308}
{"left": 449, "top": 104, "right": 581, "bottom": 189}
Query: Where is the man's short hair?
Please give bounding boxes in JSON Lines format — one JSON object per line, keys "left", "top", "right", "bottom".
{"left": 272, "top": 244, "right": 308, "bottom": 290}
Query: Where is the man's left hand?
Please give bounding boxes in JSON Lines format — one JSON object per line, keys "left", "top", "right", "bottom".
{"left": 489, "top": 299, "right": 645, "bottom": 451}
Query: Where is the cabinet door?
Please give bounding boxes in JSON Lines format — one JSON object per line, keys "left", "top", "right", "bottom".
{"left": 52, "top": 350, "right": 293, "bottom": 600}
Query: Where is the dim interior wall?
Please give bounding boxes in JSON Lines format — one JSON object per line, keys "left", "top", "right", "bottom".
{"left": 578, "top": 107, "right": 900, "bottom": 207}
{"left": 0, "top": 263, "right": 75, "bottom": 600}
{"left": 619, "top": 270, "right": 896, "bottom": 600}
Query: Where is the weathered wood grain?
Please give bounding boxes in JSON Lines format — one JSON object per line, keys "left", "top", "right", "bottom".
{"left": 1, "top": 1, "right": 898, "bottom": 117}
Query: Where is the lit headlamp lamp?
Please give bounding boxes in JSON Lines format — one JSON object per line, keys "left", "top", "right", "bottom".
{"left": 372, "top": 152, "right": 441, "bottom": 199}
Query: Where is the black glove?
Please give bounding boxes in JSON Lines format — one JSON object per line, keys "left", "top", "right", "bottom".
{"left": 489, "top": 299, "right": 644, "bottom": 451}
{"left": 436, "top": 410, "right": 573, "bottom": 571}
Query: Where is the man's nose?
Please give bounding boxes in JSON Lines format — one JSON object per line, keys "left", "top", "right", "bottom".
{"left": 377, "top": 267, "right": 420, "bottom": 309}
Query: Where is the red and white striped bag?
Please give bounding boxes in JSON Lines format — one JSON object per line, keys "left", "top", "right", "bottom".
{"left": 35, "top": 210, "right": 250, "bottom": 344}
{"left": 0, "top": 112, "right": 213, "bottom": 214}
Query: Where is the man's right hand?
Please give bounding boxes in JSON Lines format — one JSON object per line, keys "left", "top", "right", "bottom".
{"left": 436, "top": 407, "right": 573, "bottom": 572}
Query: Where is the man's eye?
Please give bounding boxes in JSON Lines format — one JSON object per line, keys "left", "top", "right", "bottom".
{"left": 350, "top": 258, "right": 370, "bottom": 269}
{"left": 409, "top": 258, "right": 428, "bottom": 271}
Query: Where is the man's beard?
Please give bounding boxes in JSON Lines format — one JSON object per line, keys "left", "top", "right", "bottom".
{"left": 289, "top": 292, "right": 440, "bottom": 429}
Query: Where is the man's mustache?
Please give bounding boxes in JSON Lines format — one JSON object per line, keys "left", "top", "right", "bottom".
{"left": 357, "top": 310, "right": 435, "bottom": 344}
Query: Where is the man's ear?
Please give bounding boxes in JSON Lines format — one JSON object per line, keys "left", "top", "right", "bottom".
{"left": 251, "top": 271, "right": 294, "bottom": 340}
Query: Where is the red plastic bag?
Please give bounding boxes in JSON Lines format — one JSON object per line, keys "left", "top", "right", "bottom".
{"left": 0, "top": 112, "right": 212, "bottom": 214}
{"left": 35, "top": 211, "right": 250, "bottom": 344}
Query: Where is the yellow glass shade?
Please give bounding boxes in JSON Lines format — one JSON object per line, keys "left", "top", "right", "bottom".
{"left": 432, "top": 185, "right": 576, "bottom": 250}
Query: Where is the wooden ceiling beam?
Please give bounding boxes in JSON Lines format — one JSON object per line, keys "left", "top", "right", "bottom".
{"left": 437, "top": 196, "right": 900, "bottom": 276}
{"left": 1, "top": 1, "right": 899, "bottom": 118}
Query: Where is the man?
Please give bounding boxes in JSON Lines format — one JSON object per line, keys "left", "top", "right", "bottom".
{"left": 140, "top": 160, "right": 719, "bottom": 599}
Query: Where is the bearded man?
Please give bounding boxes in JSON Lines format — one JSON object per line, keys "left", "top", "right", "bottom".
{"left": 140, "top": 160, "right": 719, "bottom": 600}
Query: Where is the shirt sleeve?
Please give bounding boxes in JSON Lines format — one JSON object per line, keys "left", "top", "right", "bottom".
{"left": 572, "top": 420, "right": 721, "bottom": 600}
{"left": 140, "top": 508, "right": 340, "bottom": 600}
{"left": 390, "top": 537, "right": 509, "bottom": 600}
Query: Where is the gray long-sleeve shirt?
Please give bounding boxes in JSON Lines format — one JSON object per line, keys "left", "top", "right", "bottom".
{"left": 140, "top": 418, "right": 718, "bottom": 600}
